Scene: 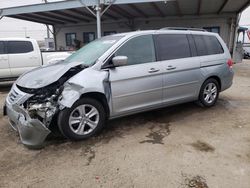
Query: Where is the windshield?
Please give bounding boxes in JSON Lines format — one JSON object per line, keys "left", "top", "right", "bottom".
{"left": 62, "top": 35, "right": 123, "bottom": 66}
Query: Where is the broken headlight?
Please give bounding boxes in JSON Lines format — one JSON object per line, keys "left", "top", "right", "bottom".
{"left": 24, "top": 85, "right": 64, "bottom": 126}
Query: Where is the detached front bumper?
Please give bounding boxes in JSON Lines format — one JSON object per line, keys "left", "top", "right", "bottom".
{"left": 5, "top": 102, "right": 51, "bottom": 148}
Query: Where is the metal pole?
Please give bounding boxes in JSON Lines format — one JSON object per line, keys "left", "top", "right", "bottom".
{"left": 46, "top": 24, "right": 50, "bottom": 38}
{"left": 228, "top": 18, "right": 234, "bottom": 53}
{"left": 96, "top": 0, "right": 102, "bottom": 38}
{"left": 52, "top": 25, "right": 57, "bottom": 50}
{"left": 243, "top": 31, "right": 246, "bottom": 44}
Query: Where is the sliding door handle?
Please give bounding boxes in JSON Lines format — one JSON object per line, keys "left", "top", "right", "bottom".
{"left": 166, "top": 65, "right": 176, "bottom": 70}
{"left": 148, "top": 68, "right": 160, "bottom": 73}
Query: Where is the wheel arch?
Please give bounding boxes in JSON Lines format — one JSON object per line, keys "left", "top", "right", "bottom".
{"left": 80, "top": 92, "right": 110, "bottom": 119}
{"left": 203, "top": 76, "right": 221, "bottom": 91}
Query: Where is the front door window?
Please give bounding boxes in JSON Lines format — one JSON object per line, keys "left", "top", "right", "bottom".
{"left": 115, "top": 35, "right": 156, "bottom": 65}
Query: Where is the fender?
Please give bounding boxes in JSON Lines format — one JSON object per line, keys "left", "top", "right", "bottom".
{"left": 58, "top": 67, "right": 111, "bottom": 110}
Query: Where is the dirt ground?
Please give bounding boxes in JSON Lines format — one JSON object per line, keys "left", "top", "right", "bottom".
{"left": 0, "top": 61, "right": 250, "bottom": 188}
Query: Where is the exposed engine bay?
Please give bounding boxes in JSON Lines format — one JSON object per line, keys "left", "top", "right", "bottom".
{"left": 16, "top": 65, "right": 85, "bottom": 128}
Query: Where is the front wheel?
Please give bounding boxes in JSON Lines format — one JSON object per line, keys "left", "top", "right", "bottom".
{"left": 198, "top": 78, "right": 219, "bottom": 107}
{"left": 58, "top": 98, "right": 106, "bottom": 140}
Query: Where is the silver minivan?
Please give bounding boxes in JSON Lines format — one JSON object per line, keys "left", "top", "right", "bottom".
{"left": 4, "top": 29, "right": 234, "bottom": 148}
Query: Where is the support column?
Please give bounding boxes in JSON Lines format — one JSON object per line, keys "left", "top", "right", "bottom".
{"left": 46, "top": 24, "right": 50, "bottom": 38}
{"left": 52, "top": 25, "right": 57, "bottom": 50}
{"left": 96, "top": 0, "right": 102, "bottom": 38}
{"left": 232, "top": 13, "right": 243, "bottom": 63}
{"left": 80, "top": 0, "right": 115, "bottom": 39}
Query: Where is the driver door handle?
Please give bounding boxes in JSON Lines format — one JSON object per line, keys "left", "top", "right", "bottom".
{"left": 148, "top": 68, "right": 160, "bottom": 73}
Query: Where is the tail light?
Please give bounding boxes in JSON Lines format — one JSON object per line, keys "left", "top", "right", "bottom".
{"left": 227, "top": 59, "right": 233, "bottom": 69}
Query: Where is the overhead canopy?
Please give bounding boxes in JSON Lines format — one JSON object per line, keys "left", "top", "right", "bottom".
{"left": 1, "top": 0, "right": 250, "bottom": 25}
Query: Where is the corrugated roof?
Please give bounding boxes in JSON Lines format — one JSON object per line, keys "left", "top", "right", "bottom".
{"left": 0, "top": 0, "right": 249, "bottom": 25}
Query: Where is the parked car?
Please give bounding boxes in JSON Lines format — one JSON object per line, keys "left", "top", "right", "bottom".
{"left": 0, "top": 38, "right": 72, "bottom": 81}
{"left": 4, "top": 29, "right": 234, "bottom": 148}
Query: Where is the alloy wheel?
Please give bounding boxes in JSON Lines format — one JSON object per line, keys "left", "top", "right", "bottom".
{"left": 69, "top": 104, "right": 100, "bottom": 135}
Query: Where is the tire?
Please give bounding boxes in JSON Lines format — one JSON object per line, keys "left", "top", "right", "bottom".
{"left": 58, "top": 98, "right": 106, "bottom": 140}
{"left": 198, "top": 78, "right": 219, "bottom": 107}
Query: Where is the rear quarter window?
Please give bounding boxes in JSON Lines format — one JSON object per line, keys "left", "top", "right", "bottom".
{"left": 7, "top": 41, "right": 34, "bottom": 54}
{"left": 203, "top": 35, "right": 224, "bottom": 55}
{"left": 194, "top": 35, "right": 224, "bottom": 56}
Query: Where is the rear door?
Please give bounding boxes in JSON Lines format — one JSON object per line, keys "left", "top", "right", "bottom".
{"left": 7, "top": 40, "right": 40, "bottom": 77}
{"left": 155, "top": 33, "right": 202, "bottom": 104}
{"left": 109, "top": 34, "right": 163, "bottom": 116}
{"left": 0, "top": 41, "right": 11, "bottom": 78}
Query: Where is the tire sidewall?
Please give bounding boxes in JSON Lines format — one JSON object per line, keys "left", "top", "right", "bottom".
{"left": 58, "top": 98, "right": 106, "bottom": 140}
{"left": 199, "top": 78, "right": 219, "bottom": 107}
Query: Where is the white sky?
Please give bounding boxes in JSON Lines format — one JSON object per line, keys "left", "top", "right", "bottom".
{"left": 0, "top": 0, "right": 250, "bottom": 40}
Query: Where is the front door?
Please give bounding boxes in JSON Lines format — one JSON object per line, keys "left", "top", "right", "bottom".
{"left": 109, "top": 35, "right": 163, "bottom": 116}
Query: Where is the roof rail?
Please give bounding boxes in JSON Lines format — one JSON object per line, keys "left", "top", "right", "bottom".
{"left": 160, "top": 27, "right": 206, "bottom": 32}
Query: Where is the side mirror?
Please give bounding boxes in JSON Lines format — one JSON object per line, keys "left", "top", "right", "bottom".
{"left": 112, "top": 56, "right": 128, "bottom": 67}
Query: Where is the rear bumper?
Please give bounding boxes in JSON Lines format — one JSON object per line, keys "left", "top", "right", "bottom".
{"left": 221, "top": 69, "right": 234, "bottom": 92}
{"left": 5, "top": 102, "right": 51, "bottom": 148}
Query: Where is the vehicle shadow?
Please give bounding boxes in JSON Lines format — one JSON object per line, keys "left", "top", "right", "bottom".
{"left": 0, "top": 82, "right": 13, "bottom": 93}
{"left": 45, "top": 101, "right": 209, "bottom": 149}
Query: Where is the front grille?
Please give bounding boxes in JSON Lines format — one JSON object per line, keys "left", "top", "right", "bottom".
{"left": 7, "top": 84, "right": 32, "bottom": 105}
{"left": 8, "top": 89, "right": 19, "bottom": 103}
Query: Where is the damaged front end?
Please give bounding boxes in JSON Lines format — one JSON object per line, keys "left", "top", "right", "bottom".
{"left": 5, "top": 83, "right": 62, "bottom": 148}
{"left": 5, "top": 65, "right": 84, "bottom": 148}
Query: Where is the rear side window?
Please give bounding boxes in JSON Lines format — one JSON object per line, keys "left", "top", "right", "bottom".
{"left": 155, "top": 34, "right": 191, "bottom": 61}
{"left": 203, "top": 36, "right": 224, "bottom": 55}
{"left": 0, "top": 41, "right": 5, "bottom": 54}
{"left": 194, "top": 35, "right": 224, "bottom": 56}
{"left": 7, "top": 41, "right": 33, "bottom": 54}
{"left": 193, "top": 36, "right": 207, "bottom": 56}
{"left": 115, "top": 35, "right": 156, "bottom": 65}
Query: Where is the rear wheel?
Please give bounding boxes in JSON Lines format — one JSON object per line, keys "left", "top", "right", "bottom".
{"left": 198, "top": 78, "right": 219, "bottom": 107}
{"left": 58, "top": 98, "right": 106, "bottom": 140}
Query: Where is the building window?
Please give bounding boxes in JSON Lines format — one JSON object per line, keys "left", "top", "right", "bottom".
{"left": 104, "top": 31, "right": 117, "bottom": 36}
{"left": 65, "top": 33, "right": 76, "bottom": 46}
{"left": 203, "top": 27, "right": 220, "bottom": 34}
{"left": 83, "top": 32, "right": 96, "bottom": 44}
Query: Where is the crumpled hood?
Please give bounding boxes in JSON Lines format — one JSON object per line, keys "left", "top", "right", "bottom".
{"left": 16, "top": 61, "right": 83, "bottom": 89}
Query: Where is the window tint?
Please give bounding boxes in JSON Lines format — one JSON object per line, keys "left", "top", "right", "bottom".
{"left": 155, "top": 34, "right": 191, "bottom": 61}
{"left": 193, "top": 35, "right": 207, "bottom": 56}
{"left": 194, "top": 35, "right": 224, "bottom": 56}
{"left": 187, "top": 35, "right": 197, "bottom": 57}
{"left": 203, "top": 36, "right": 224, "bottom": 55}
{"left": 0, "top": 41, "right": 5, "bottom": 54}
{"left": 7, "top": 41, "right": 33, "bottom": 54}
{"left": 115, "top": 35, "right": 156, "bottom": 65}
